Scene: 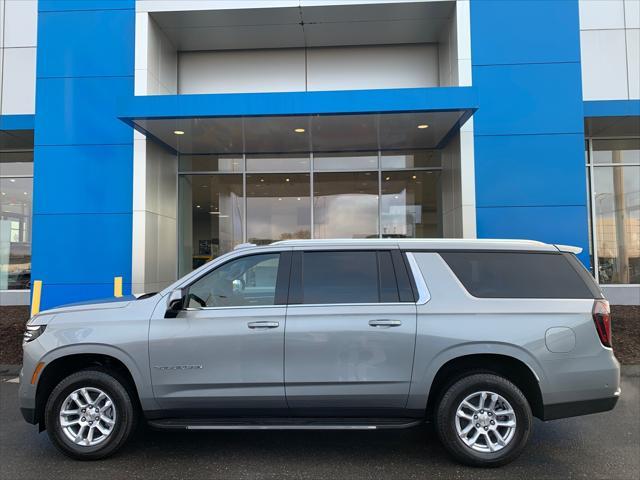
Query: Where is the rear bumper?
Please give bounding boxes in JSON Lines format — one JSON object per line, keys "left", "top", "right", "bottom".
{"left": 542, "top": 391, "right": 620, "bottom": 421}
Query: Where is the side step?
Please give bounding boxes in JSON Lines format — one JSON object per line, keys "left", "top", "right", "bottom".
{"left": 148, "top": 417, "right": 424, "bottom": 431}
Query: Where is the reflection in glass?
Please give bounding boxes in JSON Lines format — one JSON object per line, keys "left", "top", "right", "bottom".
{"left": 314, "top": 172, "right": 378, "bottom": 238}
{"left": 314, "top": 152, "right": 378, "bottom": 171}
{"left": 179, "top": 155, "right": 242, "bottom": 172}
{"left": 0, "top": 151, "right": 34, "bottom": 176}
{"left": 592, "top": 139, "right": 640, "bottom": 165}
{"left": 187, "top": 253, "right": 280, "bottom": 307}
{"left": 178, "top": 175, "right": 244, "bottom": 276}
{"left": 381, "top": 150, "right": 441, "bottom": 169}
{"left": 247, "top": 174, "right": 311, "bottom": 244}
{"left": 594, "top": 166, "right": 640, "bottom": 284}
{"left": 381, "top": 171, "right": 441, "bottom": 238}
{"left": 246, "top": 154, "right": 310, "bottom": 172}
{"left": 0, "top": 177, "right": 33, "bottom": 290}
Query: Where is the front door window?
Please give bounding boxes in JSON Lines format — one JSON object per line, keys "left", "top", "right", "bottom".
{"left": 187, "top": 253, "right": 280, "bottom": 308}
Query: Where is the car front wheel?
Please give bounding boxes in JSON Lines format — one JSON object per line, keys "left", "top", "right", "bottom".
{"left": 45, "top": 369, "right": 136, "bottom": 460}
{"left": 435, "top": 373, "right": 532, "bottom": 467}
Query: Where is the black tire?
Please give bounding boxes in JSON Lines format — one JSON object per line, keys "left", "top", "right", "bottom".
{"left": 435, "top": 373, "right": 532, "bottom": 467}
{"left": 45, "top": 369, "right": 137, "bottom": 460}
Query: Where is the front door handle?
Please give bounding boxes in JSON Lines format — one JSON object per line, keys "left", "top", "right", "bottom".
{"left": 248, "top": 321, "right": 280, "bottom": 329}
{"left": 369, "top": 319, "right": 402, "bottom": 328}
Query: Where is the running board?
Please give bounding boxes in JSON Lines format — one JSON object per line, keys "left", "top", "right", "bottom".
{"left": 148, "top": 417, "right": 423, "bottom": 431}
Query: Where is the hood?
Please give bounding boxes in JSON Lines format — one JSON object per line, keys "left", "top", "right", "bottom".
{"left": 29, "top": 296, "right": 136, "bottom": 325}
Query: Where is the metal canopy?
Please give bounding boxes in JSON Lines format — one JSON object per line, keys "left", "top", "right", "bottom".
{"left": 132, "top": 110, "right": 469, "bottom": 155}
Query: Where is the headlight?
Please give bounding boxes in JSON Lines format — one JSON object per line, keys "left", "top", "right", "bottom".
{"left": 23, "top": 325, "right": 46, "bottom": 344}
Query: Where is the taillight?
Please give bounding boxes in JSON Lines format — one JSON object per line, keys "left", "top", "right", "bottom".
{"left": 592, "top": 299, "right": 612, "bottom": 348}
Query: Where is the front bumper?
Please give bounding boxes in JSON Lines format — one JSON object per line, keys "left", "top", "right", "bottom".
{"left": 20, "top": 407, "right": 37, "bottom": 424}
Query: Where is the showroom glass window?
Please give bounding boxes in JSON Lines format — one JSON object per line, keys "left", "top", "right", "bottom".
{"left": 586, "top": 138, "right": 640, "bottom": 284}
{"left": 178, "top": 150, "right": 442, "bottom": 273}
{"left": 0, "top": 150, "right": 34, "bottom": 290}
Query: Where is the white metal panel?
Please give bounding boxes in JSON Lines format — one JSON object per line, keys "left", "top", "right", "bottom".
{"left": 0, "top": 0, "right": 5, "bottom": 50}
{"left": 580, "top": 29, "right": 629, "bottom": 100}
{"left": 303, "top": 19, "right": 443, "bottom": 46}
{"left": 131, "top": 210, "right": 147, "bottom": 293}
{"left": 579, "top": 0, "right": 625, "bottom": 30}
{"left": 135, "top": 12, "right": 149, "bottom": 71}
{"left": 144, "top": 211, "right": 178, "bottom": 292}
{"left": 1, "top": 47, "right": 36, "bottom": 114}
{"left": 179, "top": 49, "right": 306, "bottom": 94}
{"left": 159, "top": 29, "right": 177, "bottom": 93}
{"left": 145, "top": 140, "right": 178, "bottom": 220}
{"left": 624, "top": 0, "right": 640, "bottom": 29}
{"left": 626, "top": 29, "right": 640, "bottom": 98}
{"left": 132, "top": 139, "right": 179, "bottom": 294}
{"left": 147, "top": 17, "right": 161, "bottom": 89}
{"left": 3, "top": 0, "right": 37, "bottom": 48}
{"left": 306, "top": 44, "right": 438, "bottom": 91}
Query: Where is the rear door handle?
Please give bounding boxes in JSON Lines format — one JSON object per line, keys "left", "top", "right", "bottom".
{"left": 368, "top": 319, "right": 402, "bottom": 328}
{"left": 248, "top": 321, "right": 280, "bottom": 329}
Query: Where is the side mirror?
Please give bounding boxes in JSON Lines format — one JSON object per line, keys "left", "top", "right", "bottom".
{"left": 165, "top": 289, "right": 185, "bottom": 318}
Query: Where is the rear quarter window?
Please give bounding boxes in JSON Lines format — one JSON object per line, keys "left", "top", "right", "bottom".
{"left": 439, "top": 251, "right": 596, "bottom": 299}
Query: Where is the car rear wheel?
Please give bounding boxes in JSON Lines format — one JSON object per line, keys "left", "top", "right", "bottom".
{"left": 435, "top": 373, "right": 532, "bottom": 467}
{"left": 45, "top": 370, "right": 136, "bottom": 460}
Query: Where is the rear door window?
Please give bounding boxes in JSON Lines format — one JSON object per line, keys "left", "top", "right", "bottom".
{"left": 301, "top": 251, "right": 379, "bottom": 304}
{"left": 440, "top": 251, "right": 595, "bottom": 299}
{"left": 291, "top": 250, "right": 408, "bottom": 304}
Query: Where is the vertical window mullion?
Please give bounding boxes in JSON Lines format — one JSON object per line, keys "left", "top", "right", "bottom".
{"left": 588, "top": 138, "right": 600, "bottom": 284}
{"left": 310, "top": 152, "right": 315, "bottom": 239}
{"left": 378, "top": 149, "right": 382, "bottom": 238}
{"left": 242, "top": 153, "right": 247, "bottom": 243}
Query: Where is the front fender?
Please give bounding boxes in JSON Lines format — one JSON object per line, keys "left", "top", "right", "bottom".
{"left": 36, "top": 343, "right": 159, "bottom": 412}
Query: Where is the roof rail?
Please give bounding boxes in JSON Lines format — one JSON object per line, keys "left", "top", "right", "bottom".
{"left": 234, "top": 243, "right": 257, "bottom": 250}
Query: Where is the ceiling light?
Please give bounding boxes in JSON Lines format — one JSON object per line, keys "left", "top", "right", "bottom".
{"left": 23, "top": 192, "right": 28, "bottom": 195}
{"left": 285, "top": 178, "right": 290, "bottom": 182}
{"left": 1, "top": 192, "right": 5, "bottom": 196}
{"left": 9, "top": 179, "right": 15, "bottom": 183}
{"left": 209, "top": 211, "right": 220, "bottom": 215}
{"left": 394, "top": 195, "right": 399, "bottom": 199}
{"left": 412, "top": 175, "right": 417, "bottom": 180}
{"left": 297, "top": 197, "right": 301, "bottom": 201}
{"left": 294, "top": 128, "right": 305, "bottom": 133}
{"left": 196, "top": 205, "right": 201, "bottom": 208}
{"left": 417, "top": 124, "right": 429, "bottom": 129}
{"left": 173, "top": 130, "right": 185, "bottom": 135}
{"left": 260, "top": 178, "right": 265, "bottom": 182}
{"left": 385, "top": 176, "right": 390, "bottom": 181}
{"left": 278, "top": 198, "right": 282, "bottom": 201}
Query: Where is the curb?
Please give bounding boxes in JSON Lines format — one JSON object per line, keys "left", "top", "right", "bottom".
{"left": 2, "top": 364, "right": 640, "bottom": 378}
{"left": 621, "top": 364, "right": 640, "bottom": 377}
{"left": 0, "top": 365, "right": 21, "bottom": 376}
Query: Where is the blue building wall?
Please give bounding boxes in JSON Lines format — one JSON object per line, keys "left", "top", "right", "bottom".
{"left": 32, "top": 0, "right": 135, "bottom": 309}
{"left": 470, "top": 0, "right": 591, "bottom": 266}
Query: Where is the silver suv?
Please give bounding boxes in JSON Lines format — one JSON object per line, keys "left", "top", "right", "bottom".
{"left": 19, "top": 239, "right": 620, "bottom": 467}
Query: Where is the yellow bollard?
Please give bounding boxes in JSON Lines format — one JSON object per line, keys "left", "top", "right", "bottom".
{"left": 114, "top": 276, "right": 123, "bottom": 298}
{"left": 30, "top": 280, "right": 42, "bottom": 317}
